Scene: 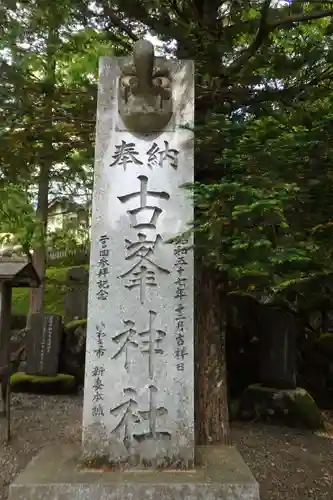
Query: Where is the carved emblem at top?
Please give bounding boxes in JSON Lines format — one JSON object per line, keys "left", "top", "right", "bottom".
{"left": 118, "top": 39, "right": 172, "bottom": 135}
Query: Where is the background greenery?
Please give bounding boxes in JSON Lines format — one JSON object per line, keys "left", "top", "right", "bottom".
{"left": 12, "top": 265, "right": 88, "bottom": 317}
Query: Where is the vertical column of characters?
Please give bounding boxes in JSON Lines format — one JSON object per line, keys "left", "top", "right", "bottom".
{"left": 174, "top": 238, "right": 189, "bottom": 372}
{"left": 91, "top": 322, "right": 106, "bottom": 417}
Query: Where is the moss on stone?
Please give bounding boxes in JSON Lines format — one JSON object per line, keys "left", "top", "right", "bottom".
{"left": 317, "top": 333, "right": 333, "bottom": 355}
{"left": 10, "top": 372, "right": 77, "bottom": 395}
{"left": 238, "top": 384, "right": 323, "bottom": 430}
{"left": 65, "top": 318, "right": 87, "bottom": 330}
{"left": 80, "top": 455, "right": 115, "bottom": 471}
{"left": 291, "top": 388, "right": 323, "bottom": 429}
{"left": 60, "top": 319, "right": 87, "bottom": 385}
{"left": 11, "top": 372, "right": 74, "bottom": 384}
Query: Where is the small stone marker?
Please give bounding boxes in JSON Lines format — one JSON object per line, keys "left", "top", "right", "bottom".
{"left": 82, "top": 40, "right": 195, "bottom": 467}
{"left": 64, "top": 267, "right": 89, "bottom": 324}
{"left": 26, "top": 313, "right": 62, "bottom": 376}
{"left": 258, "top": 305, "right": 297, "bottom": 390}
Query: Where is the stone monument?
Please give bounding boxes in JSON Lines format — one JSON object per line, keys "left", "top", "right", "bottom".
{"left": 82, "top": 38, "right": 194, "bottom": 468}
{"left": 8, "top": 40, "right": 259, "bottom": 500}
{"left": 26, "top": 313, "right": 63, "bottom": 376}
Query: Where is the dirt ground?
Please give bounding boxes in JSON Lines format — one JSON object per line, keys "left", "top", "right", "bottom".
{"left": 0, "top": 394, "right": 332, "bottom": 500}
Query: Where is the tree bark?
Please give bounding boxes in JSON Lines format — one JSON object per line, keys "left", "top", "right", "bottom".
{"left": 195, "top": 257, "right": 230, "bottom": 445}
{"left": 27, "top": 21, "right": 58, "bottom": 326}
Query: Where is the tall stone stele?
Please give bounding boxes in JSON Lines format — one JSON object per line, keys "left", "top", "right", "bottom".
{"left": 82, "top": 39, "right": 195, "bottom": 468}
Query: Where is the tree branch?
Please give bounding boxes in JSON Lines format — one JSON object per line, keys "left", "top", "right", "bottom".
{"left": 98, "top": 0, "right": 191, "bottom": 53}
{"left": 226, "top": 0, "right": 272, "bottom": 77}
{"left": 269, "top": 9, "right": 333, "bottom": 29}
{"left": 102, "top": 6, "right": 138, "bottom": 41}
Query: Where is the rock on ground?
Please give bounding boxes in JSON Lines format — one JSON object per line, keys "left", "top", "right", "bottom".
{"left": 0, "top": 394, "right": 332, "bottom": 500}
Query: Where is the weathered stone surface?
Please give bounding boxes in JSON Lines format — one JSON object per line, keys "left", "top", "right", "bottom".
{"left": 10, "top": 315, "right": 27, "bottom": 331}
{"left": 64, "top": 267, "right": 89, "bottom": 325}
{"left": 82, "top": 53, "right": 194, "bottom": 467}
{"left": 258, "top": 305, "right": 297, "bottom": 390}
{"left": 238, "top": 383, "right": 323, "bottom": 430}
{"left": 26, "top": 314, "right": 63, "bottom": 376}
{"left": 59, "top": 319, "right": 87, "bottom": 386}
{"left": 8, "top": 444, "right": 260, "bottom": 500}
{"left": 118, "top": 39, "right": 173, "bottom": 135}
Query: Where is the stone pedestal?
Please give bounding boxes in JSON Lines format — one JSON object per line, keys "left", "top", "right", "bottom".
{"left": 8, "top": 444, "right": 260, "bottom": 500}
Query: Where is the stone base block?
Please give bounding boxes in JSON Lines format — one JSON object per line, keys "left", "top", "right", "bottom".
{"left": 8, "top": 444, "right": 259, "bottom": 500}
{"left": 238, "top": 384, "right": 323, "bottom": 430}
{"left": 10, "top": 372, "right": 77, "bottom": 395}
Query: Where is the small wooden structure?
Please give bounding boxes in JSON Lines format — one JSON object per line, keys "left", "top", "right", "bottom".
{"left": 0, "top": 257, "right": 40, "bottom": 441}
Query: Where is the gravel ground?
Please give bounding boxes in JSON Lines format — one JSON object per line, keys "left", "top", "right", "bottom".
{"left": 232, "top": 419, "right": 333, "bottom": 499}
{"left": 0, "top": 393, "right": 82, "bottom": 500}
{"left": 0, "top": 394, "right": 332, "bottom": 500}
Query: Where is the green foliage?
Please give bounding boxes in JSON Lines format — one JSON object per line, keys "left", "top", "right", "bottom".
{"left": 0, "top": 1, "right": 125, "bottom": 314}
{"left": 95, "top": 1, "right": 333, "bottom": 307}
{"left": 189, "top": 172, "right": 317, "bottom": 300}
{"left": 0, "top": 1, "right": 129, "bottom": 269}
{"left": 47, "top": 228, "right": 90, "bottom": 252}
{"left": 12, "top": 265, "right": 88, "bottom": 316}
{"left": 3, "top": 1, "right": 333, "bottom": 312}
{"left": 185, "top": 95, "right": 333, "bottom": 305}
{"left": 0, "top": 1, "right": 129, "bottom": 190}
{"left": 95, "top": 1, "right": 333, "bottom": 109}
{"left": 0, "top": 183, "right": 44, "bottom": 256}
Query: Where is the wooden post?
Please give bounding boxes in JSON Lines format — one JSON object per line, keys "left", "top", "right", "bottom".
{"left": 0, "top": 283, "right": 13, "bottom": 442}
{"left": 6, "top": 371, "right": 11, "bottom": 442}
{"left": 0, "top": 283, "right": 12, "bottom": 350}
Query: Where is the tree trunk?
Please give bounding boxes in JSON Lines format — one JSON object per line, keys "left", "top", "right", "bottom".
{"left": 27, "top": 22, "right": 58, "bottom": 327}
{"left": 28, "top": 153, "right": 51, "bottom": 324}
{"left": 195, "top": 257, "right": 230, "bottom": 445}
{"left": 178, "top": 30, "right": 231, "bottom": 446}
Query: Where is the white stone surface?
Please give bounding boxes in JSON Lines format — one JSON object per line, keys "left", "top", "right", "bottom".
{"left": 82, "top": 55, "right": 194, "bottom": 467}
